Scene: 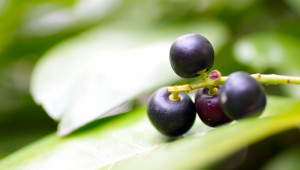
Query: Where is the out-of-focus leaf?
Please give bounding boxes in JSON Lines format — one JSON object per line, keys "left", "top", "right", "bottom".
{"left": 19, "top": 0, "right": 120, "bottom": 37}
{"left": 284, "top": 0, "right": 300, "bottom": 15}
{"left": 0, "top": 0, "right": 227, "bottom": 57}
{"left": 0, "top": 95, "right": 56, "bottom": 159}
{"left": 233, "top": 32, "right": 300, "bottom": 73}
{"left": 0, "top": 0, "right": 76, "bottom": 52}
{"left": 262, "top": 146, "right": 300, "bottom": 170}
{"left": 0, "top": 96, "right": 300, "bottom": 170}
{"left": 226, "top": 0, "right": 256, "bottom": 10}
{"left": 30, "top": 20, "right": 230, "bottom": 136}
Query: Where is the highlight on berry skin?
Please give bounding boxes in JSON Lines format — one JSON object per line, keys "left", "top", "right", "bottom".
{"left": 219, "top": 71, "right": 267, "bottom": 120}
{"left": 147, "top": 87, "right": 196, "bottom": 137}
{"left": 169, "top": 34, "right": 214, "bottom": 79}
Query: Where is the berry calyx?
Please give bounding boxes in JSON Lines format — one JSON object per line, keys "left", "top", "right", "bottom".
{"left": 195, "top": 86, "right": 232, "bottom": 127}
{"left": 147, "top": 87, "right": 196, "bottom": 136}
{"left": 219, "top": 72, "right": 267, "bottom": 120}
{"left": 169, "top": 34, "right": 215, "bottom": 78}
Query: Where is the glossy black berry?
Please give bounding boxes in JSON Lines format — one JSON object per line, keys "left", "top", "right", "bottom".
{"left": 219, "top": 72, "right": 267, "bottom": 120}
{"left": 147, "top": 87, "right": 196, "bottom": 136}
{"left": 169, "top": 34, "right": 214, "bottom": 78}
{"left": 195, "top": 86, "right": 232, "bottom": 127}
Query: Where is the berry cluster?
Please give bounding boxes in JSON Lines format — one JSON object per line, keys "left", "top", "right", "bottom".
{"left": 147, "top": 34, "right": 267, "bottom": 137}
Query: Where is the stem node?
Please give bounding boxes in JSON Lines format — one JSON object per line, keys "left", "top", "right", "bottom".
{"left": 209, "top": 70, "right": 221, "bottom": 81}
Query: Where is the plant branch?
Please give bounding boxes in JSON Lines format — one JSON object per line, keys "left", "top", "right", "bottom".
{"left": 167, "top": 71, "right": 300, "bottom": 94}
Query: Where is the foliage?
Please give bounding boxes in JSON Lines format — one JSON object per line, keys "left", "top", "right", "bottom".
{"left": 1, "top": 0, "right": 300, "bottom": 169}
{"left": 1, "top": 96, "right": 300, "bottom": 170}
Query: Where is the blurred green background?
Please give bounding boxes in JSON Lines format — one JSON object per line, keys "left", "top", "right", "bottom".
{"left": 1, "top": 0, "right": 300, "bottom": 168}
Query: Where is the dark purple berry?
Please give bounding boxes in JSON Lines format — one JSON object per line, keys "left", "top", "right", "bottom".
{"left": 195, "top": 86, "right": 232, "bottom": 127}
{"left": 147, "top": 87, "right": 196, "bottom": 136}
{"left": 219, "top": 72, "right": 267, "bottom": 120}
{"left": 169, "top": 34, "right": 214, "bottom": 78}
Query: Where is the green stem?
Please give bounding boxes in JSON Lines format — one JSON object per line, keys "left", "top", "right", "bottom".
{"left": 167, "top": 73, "right": 300, "bottom": 94}
{"left": 251, "top": 73, "right": 300, "bottom": 85}
{"left": 198, "top": 69, "right": 208, "bottom": 80}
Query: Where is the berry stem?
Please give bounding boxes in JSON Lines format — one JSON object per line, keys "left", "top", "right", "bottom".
{"left": 198, "top": 69, "right": 208, "bottom": 80}
{"left": 169, "top": 92, "right": 180, "bottom": 101}
{"left": 167, "top": 71, "right": 300, "bottom": 94}
{"left": 208, "top": 87, "right": 218, "bottom": 96}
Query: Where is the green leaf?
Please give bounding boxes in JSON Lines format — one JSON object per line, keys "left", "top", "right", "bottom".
{"left": 233, "top": 32, "right": 300, "bottom": 73}
{"left": 262, "top": 146, "right": 300, "bottom": 170}
{"left": 1, "top": 96, "right": 300, "bottom": 169}
{"left": 30, "top": 20, "right": 230, "bottom": 136}
{"left": 284, "top": 0, "right": 300, "bottom": 15}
